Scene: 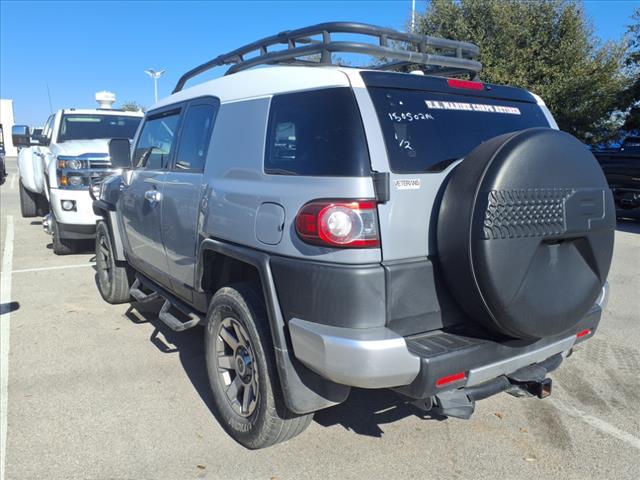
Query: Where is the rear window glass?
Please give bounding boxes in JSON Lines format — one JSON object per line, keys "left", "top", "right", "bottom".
{"left": 368, "top": 88, "right": 549, "bottom": 173}
{"left": 265, "top": 88, "right": 370, "bottom": 176}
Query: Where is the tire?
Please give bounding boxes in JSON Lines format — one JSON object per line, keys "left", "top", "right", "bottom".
{"left": 95, "top": 221, "right": 131, "bottom": 304}
{"left": 437, "top": 128, "right": 615, "bottom": 339}
{"left": 19, "top": 180, "right": 38, "bottom": 218}
{"left": 205, "top": 283, "right": 313, "bottom": 449}
{"left": 51, "top": 211, "right": 76, "bottom": 255}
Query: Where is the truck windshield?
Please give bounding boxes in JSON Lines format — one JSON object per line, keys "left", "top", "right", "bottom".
{"left": 368, "top": 88, "right": 550, "bottom": 173}
{"left": 57, "top": 114, "right": 141, "bottom": 143}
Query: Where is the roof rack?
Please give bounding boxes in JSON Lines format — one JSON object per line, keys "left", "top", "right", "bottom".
{"left": 173, "top": 22, "right": 482, "bottom": 93}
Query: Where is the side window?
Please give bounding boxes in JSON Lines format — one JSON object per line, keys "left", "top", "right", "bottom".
{"left": 42, "top": 115, "right": 55, "bottom": 141}
{"left": 265, "top": 88, "right": 370, "bottom": 177}
{"left": 133, "top": 111, "right": 181, "bottom": 169}
{"left": 174, "top": 103, "right": 217, "bottom": 171}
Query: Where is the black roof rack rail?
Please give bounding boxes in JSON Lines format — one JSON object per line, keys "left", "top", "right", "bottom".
{"left": 173, "top": 22, "right": 482, "bottom": 93}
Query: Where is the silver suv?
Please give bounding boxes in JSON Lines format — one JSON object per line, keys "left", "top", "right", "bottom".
{"left": 92, "top": 23, "right": 615, "bottom": 449}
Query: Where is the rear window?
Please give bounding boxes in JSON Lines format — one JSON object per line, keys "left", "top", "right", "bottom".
{"left": 265, "top": 88, "right": 370, "bottom": 176}
{"left": 368, "top": 88, "right": 549, "bottom": 173}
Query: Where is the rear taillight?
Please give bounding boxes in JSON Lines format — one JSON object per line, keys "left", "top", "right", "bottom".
{"left": 435, "top": 371, "right": 467, "bottom": 388}
{"left": 295, "top": 200, "right": 380, "bottom": 248}
{"left": 447, "top": 78, "right": 484, "bottom": 90}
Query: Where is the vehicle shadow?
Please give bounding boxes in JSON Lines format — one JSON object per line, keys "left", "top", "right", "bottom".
{"left": 121, "top": 301, "right": 445, "bottom": 439}
{"left": 0, "top": 301, "right": 20, "bottom": 315}
{"left": 313, "top": 388, "right": 445, "bottom": 437}
{"left": 616, "top": 218, "right": 640, "bottom": 233}
{"left": 122, "top": 301, "right": 216, "bottom": 417}
{"left": 45, "top": 239, "right": 95, "bottom": 253}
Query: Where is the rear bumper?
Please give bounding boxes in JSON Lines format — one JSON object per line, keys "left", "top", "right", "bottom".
{"left": 289, "top": 282, "right": 608, "bottom": 394}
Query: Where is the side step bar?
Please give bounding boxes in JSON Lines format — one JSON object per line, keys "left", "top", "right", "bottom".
{"left": 129, "top": 276, "right": 204, "bottom": 332}
{"left": 159, "top": 299, "right": 202, "bottom": 332}
{"left": 130, "top": 278, "right": 159, "bottom": 303}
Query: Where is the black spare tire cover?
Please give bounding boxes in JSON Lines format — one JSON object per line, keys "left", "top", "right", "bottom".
{"left": 437, "top": 128, "right": 615, "bottom": 339}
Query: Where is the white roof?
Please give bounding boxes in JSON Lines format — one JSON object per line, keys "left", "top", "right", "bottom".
{"left": 58, "top": 108, "right": 144, "bottom": 117}
{"left": 153, "top": 66, "right": 354, "bottom": 108}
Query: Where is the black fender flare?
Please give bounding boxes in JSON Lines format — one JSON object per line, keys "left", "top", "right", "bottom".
{"left": 196, "top": 238, "right": 350, "bottom": 414}
{"left": 93, "top": 200, "right": 126, "bottom": 262}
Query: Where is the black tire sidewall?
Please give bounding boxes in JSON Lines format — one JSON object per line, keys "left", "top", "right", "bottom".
{"left": 204, "top": 286, "right": 275, "bottom": 447}
{"left": 95, "top": 222, "right": 115, "bottom": 300}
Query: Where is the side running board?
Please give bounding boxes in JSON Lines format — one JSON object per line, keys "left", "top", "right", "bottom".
{"left": 158, "top": 299, "right": 202, "bottom": 332}
{"left": 129, "top": 278, "right": 159, "bottom": 303}
{"left": 129, "top": 277, "right": 203, "bottom": 332}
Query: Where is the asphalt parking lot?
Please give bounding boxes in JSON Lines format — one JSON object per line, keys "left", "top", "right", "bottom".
{"left": 0, "top": 158, "right": 639, "bottom": 480}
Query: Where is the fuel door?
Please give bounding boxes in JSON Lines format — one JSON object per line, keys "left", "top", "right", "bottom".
{"left": 255, "top": 202, "right": 285, "bottom": 245}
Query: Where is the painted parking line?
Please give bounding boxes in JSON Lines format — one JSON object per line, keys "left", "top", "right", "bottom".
{"left": 9, "top": 174, "right": 16, "bottom": 191}
{"left": 551, "top": 398, "right": 640, "bottom": 450}
{"left": 1, "top": 215, "right": 15, "bottom": 480}
{"left": 11, "top": 263, "right": 95, "bottom": 274}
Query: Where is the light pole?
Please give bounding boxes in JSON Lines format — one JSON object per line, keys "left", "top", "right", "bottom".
{"left": 144, "top": 68, "right": 166, "bottom": 103}
{"left": 411, "top": 0, "right": 416, "bottom": 33}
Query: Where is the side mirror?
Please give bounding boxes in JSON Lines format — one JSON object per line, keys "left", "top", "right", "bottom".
{"left": 11, "top": 125, "right": 31, "bottom": 147}
{"left": 109, "top": 138, "right": 132, "bottom": 169}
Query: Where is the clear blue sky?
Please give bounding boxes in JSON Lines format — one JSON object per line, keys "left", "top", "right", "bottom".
{"left": 1, "top": 0, "right": 637, "bottom": 125}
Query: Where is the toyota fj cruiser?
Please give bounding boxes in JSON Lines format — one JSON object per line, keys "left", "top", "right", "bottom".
{"left": 92, "top": 23, "right": 614, "bottom": 449}
{"left": 12, "top": 93, "right": 142, "bottom": 254}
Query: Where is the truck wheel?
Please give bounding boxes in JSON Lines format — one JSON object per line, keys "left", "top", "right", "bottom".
{"left": 51, "top": 212, "right": 76, "bottom": 255}
{"left": 19, "top": 181, "right": 38, "bottom": 218}
{"left": 205, "top": 283, "right": 313, "bottom": 449}
{"left": 95, "top": 221, "right": 131, "bottom": 304}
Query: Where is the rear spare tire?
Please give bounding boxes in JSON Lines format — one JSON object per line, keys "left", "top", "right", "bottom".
{"left": 437, "top": 128, "right": 615, "bottom": 339}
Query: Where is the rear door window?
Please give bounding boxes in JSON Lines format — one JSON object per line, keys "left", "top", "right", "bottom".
{"left": 133, "top": 111, "right": 181, "bottom": 169}
{"left": 174, "top": 102, "right": 218, "bottom": 171}
{"left": 368, "top": 88, "right": 549, "bottom": 173}
{"left": 265, "top": 88, "right": 370, "bottom": 176}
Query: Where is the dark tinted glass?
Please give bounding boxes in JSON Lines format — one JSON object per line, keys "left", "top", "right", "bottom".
{"left": 265, "top": 88, "right": 370, "bottom": 176}
{"left": 133, "top": 112, "right": 180, "bottom": 169}
{"left": 175, "top": 104, "right": 217, "bottom": 171}
{"left": 57, "top": 114, "right": 141, "bottom": 142}
{"left": 368, "top": 88, "right": 549, "bottom": 173}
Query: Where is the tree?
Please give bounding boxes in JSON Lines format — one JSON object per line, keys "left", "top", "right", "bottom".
{"left": 120, "top": 101, "right": 146, "bottom": 112}
{"left": 416, "top": 0, "right": 628, "bottom": 144}
{"left": 619, "top": 8, "right": 640, "bottom": 133}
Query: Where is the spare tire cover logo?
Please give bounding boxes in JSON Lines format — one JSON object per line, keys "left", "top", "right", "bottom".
{"left": 482, "top": 188, "right": 607, "bottom": 240}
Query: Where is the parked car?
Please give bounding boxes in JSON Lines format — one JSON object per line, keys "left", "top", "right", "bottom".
{"left": 12, "top": 98, "right": 142, "bottom": 254}
{"left": 92, "top": 23, "right": 615, "bottom": 449}
{"left": 594, "top": 136, "right": 640, "bottom": 219}
{"left": 0, "top": 124, "right": 6, "bottom": 185}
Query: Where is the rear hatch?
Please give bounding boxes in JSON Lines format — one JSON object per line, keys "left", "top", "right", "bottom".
{"left": 361, "top": 71, "right": 552, "bottom": 261}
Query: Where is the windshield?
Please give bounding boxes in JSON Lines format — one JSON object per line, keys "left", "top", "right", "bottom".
{"left": 57, "top": 114, "right": 141, "bottom": 143}
{"left": 368, "top": 88, "right": 550, "bottom": 173}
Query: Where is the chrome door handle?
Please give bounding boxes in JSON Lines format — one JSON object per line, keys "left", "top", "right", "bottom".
{"left": 144, "top": 190, "right": 162, "bottom": 204}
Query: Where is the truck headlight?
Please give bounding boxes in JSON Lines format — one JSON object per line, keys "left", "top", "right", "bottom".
{"left": 57, "top": 156, "right": 85, "bottom": 170}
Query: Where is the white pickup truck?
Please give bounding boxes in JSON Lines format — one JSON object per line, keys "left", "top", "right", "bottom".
{"left": 12, "top": 101, "right": 142, "bottom": 254}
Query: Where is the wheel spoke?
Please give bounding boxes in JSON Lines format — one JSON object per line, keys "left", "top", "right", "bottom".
{"left": 241, "top": 382, "right": 251, "bottom": 414}
{"left": 219, "top": 326, "right": 239, "bottom": 351}
{"left": 217, "top": 355, "right": 234, "bottom": 370}
{"left": 233, "top": 322, "right": 247, "bottom": 347}
{"left": 225, "top": 376, "right": 241, "bottom": 402}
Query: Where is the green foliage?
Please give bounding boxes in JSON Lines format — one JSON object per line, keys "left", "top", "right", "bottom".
{"left": 120, "top": 101, "right": 146, "bottom": 112}
{"left": 416, "top": 0, "right": 628, "bottom": 144}
{"left": 619, "top": 8, "right": 640, "bottom": 132}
